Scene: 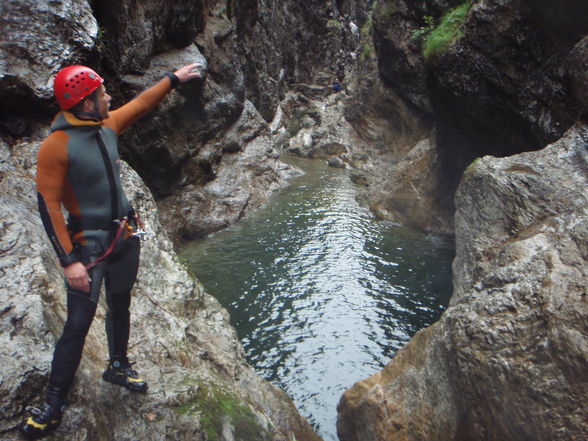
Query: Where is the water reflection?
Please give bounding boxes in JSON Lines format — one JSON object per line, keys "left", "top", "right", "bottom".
{"left": 181, "top": 156, "right": 454, "bottom": 441}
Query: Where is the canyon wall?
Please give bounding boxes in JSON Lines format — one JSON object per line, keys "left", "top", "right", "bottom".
{"left": 337, "top": 116, "right": 588, "bottom": 441}
{"left": 343, "top": 0, "right": 588, "bottom": 233}
{"left": 337, "top": 3, "right": 588, "bottom": 440}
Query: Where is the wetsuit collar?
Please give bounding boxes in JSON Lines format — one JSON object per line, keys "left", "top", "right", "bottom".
{"left": 62, "top": 111, "right": 103, "bottom": 127}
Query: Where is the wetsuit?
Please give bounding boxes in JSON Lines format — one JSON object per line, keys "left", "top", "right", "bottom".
{"left": 36, "top": 76, "right": 174, "bottom": 395}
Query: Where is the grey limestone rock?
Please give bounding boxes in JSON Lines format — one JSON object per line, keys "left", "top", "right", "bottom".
{"left": 337, "top": 122, "right": 588, "bottom": 441}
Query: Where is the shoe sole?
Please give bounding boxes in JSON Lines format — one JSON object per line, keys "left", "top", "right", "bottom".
{"left": 102, "top": 372, "right": 148, "bottom": 392}
{"left": 20, "top": 421, "right": 60, "bottom": 440}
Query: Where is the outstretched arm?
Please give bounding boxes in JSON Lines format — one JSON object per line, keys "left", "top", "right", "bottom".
{"left": 108, "top": 62, "right": 205, "bottom": 134}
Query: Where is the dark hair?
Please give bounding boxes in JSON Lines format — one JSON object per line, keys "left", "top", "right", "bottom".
{"left": 69, "top": 88, "right": 100, "bottom": 116}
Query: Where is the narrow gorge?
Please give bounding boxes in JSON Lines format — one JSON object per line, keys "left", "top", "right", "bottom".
{"left": 1, "top": 1, "right": 587, "bottom": 441}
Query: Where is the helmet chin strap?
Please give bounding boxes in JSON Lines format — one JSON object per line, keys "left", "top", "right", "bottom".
{"left": 76, "top": 98, "right": 102, "bottom": 122}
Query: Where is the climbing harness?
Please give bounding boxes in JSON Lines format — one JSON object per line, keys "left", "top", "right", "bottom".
{"left": 84, "top": 213, "right": 147, "bottom": 271}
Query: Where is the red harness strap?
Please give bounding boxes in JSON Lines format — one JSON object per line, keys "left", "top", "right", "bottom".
{"left": 84, "top": 217, "right": 128, "bottom": 270}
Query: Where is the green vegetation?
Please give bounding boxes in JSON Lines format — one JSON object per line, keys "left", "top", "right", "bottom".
{"left": 97, "top": 26, "right": 107, "bottom": 41}
{"left": 173, "top": 382, "right": 271, "bottom": 441}
{"left": 359, "top": 16, "right": 374, "bottom": 62}
{"left": 360, "top": 15, "right": 373, "bottom": 39}
{"left": 327, "top": 19, "right": 343, "bottom": 31}
{"left": 360, "top": 43, "right": 374, "bottom": 62}
{"left": 95, "top": 26, "right": 109, "bottom": 52}
{"left": 422, "top": 1, "right": 471, "bottom": 60}
{"left": 410, "top": 15, "right": 436, "bottom": 42}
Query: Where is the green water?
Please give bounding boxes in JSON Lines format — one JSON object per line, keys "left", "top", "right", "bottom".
{"left": 180, "top": 156, "right": 454, "bottom": 441}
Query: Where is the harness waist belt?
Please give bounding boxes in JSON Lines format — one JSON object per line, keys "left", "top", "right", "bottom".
{"left": 68, "top": 210, "right": 135, "bottom": 232}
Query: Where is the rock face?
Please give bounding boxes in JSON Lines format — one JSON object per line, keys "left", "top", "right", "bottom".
{"left": 337, "top": 122, "right": 588, "bottom": 441}
{"left": 0, "top": 0, "right": 98, "bottom": 137}
{"left": 337, "top": 9, "right": 588, "bottom": 437}
{"left": 0, "top": 0, "right": 371, "bottom": 243}
{"left": 157, "top": 100, "right": 302, "bottom": 242}
{"left": 368, "top": 138, "right": 453, "bottom": 233}
{"left": 91, "top": 0, "right": 204, "bottom": 75}
{"left": 427, "top": 0, "right": 588, "bottom": 186}
{"left": 0, "top": 135, "right": 321, "bottom": 441}
{"left": 226, "top": 0, "right": 371, "bottom": 121}
{"left": 339, "top": 0, "right": 453, "bottom": 233}
{"left": 567, "top": 35, "right": 588, "bottom": 119}
{"left": 344, "top": 0, "right": 588, "bottom": 233}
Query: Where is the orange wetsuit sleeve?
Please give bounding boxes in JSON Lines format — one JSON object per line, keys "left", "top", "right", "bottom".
{"left": 106, "top": 77, "right": 173, "bottom": 134}
{"left": 36, "top": 132, "right": 77, "bottom": 266}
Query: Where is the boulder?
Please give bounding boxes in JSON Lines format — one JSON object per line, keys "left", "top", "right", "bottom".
{"left": 369, "top": 138, "right": 453, "bottom": 234}
{"left": 567, "top": 35, "right": 588, "bottom": 116}
{"left": 337, "top": 122, "right": 588, "bottom": 441}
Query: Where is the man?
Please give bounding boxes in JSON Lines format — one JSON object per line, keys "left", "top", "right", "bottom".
{"left": 20, "top": 62, "right": 203, "bottom": 439}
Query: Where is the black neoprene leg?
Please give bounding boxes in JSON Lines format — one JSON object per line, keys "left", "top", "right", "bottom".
{"left": 48, "top": 291, "right": 98, "bottom": 394}
{"left": 105, "top": 289, "right": 131, "bottom": 360}
{"left": 104, "top": 239, "right": 139, "bottom": 360}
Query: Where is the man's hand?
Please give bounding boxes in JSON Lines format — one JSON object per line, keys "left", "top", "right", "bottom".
{"left": 174, "top": 63, "right": 205, "bottom": 83}
{"left": 64, "top": 262, "right": 91, "bottom": 292}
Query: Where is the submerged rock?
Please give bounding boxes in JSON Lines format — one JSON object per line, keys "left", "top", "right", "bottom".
{"left": 337, "top": 122, "right": 588, "bottom": 441}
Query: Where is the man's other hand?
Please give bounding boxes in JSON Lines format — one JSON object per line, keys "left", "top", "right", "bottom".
{"left": 64, "top": 262, "right": 91, "bottom": 292}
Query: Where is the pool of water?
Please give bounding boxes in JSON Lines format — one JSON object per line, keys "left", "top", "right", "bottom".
{"left": 180, "top": 156, "right": 454, "bottom": 441}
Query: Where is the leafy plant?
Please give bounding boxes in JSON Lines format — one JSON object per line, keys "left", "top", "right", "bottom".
{"left": 422, "top": 1, "right": 471, "bottom": 60}
{"left": 360, "top": 15, "right": 373, "bottom": 39}
{"left": 360, "top": 42, "right": 374, "bottom": 62}
{"left": 410, "top": 15, "right": 436, "bottom": 42}
{"left": 359, "top": 16, "right": 374, "bottom": 62}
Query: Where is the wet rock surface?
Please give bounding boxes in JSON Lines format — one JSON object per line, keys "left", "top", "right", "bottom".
{"left": 351, "top": 0, "right": 588, "bottom": 229}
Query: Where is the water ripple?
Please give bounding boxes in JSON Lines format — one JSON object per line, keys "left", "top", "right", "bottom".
{"left": 181, "top": 157, "right": 454, "bottom": 441}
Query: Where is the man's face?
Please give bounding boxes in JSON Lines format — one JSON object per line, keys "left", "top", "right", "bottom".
{"left": 91, "top": 85, "right": 111, "bottom": 120}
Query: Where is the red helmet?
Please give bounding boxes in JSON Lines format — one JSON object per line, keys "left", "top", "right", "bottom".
{"left": 53, "top": 65, "right": 104, "bottom": 110}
